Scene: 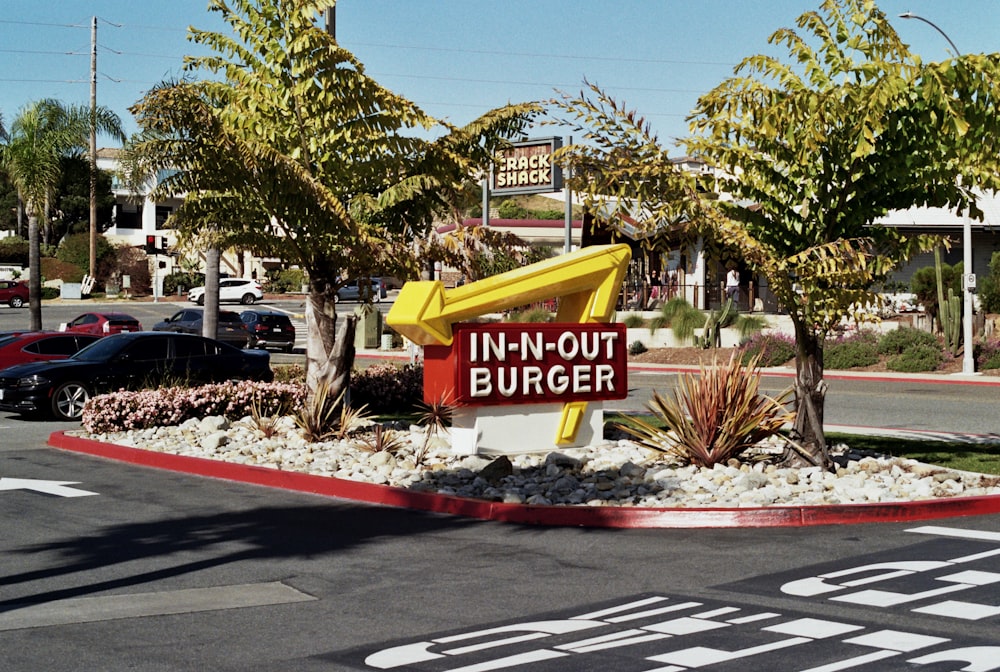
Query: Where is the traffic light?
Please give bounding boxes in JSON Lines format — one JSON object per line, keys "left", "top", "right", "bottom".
{"left": 145, "top": 235, "right": 157, "bottom": 254}
{"left": 160, "top": 237, "right": 168, "bottom": 253}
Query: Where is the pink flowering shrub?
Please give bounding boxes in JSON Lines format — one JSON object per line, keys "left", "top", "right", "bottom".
{"left": 350, "top": 363, "right": 423, "bottom": 414}
{"left": 82, "top": 381, "right": 307, "bottom": 433}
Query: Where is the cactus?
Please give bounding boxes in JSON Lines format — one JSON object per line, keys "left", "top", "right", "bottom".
{"left": 935, "top": 248, "right": 962, "bottom": 356}
{"left": 695, "top": 298, "right": 736, "bottom": 349}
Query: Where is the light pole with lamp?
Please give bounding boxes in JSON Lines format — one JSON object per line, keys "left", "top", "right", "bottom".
{"left": 899, "top": 11, "right": 976, "bottom": 375}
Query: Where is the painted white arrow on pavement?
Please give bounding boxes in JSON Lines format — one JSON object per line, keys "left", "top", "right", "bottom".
{"left": 0, "top": 478, "right": 98, "bottom": 498}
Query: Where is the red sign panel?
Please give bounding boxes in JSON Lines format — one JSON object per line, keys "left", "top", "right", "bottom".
{"left": 423, "top": 323, "right": 627, "bottom": 406}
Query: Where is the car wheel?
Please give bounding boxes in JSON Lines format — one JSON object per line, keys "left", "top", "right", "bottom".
{"left": 195, "top": 296, "right": 205, "bottom": 306}
{"left": 51, "top": 381, "right": 91, "bottom": 420}
{"left": 282, "top": 344, "right": 294, "bottom": 353}
{"left": 9, "top": 296, "right": 23, "bottom": 308}
{"left": 241, "top": 293, "right": 256, "bottom": 305}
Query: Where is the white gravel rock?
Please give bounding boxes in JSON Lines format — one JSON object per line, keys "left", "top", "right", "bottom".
{"left": 69, "top": 421, "right": 1000, "bottom": 509}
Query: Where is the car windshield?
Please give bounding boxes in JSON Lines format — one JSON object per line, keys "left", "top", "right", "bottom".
{"left": 70, "top": 335, "right": 130, "bottom": 362}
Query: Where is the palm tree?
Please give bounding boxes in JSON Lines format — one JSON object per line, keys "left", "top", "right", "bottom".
{"left": 1, "top": 99, "right": 123, "bottom": 329}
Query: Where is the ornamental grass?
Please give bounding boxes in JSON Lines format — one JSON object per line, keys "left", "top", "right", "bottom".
{"left": 620, "top": 352, "right": 795, "bottom": 468}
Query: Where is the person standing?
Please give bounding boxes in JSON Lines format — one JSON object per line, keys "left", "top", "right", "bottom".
{"left": 725, "top": 266, "right": 740, "bottom": 303}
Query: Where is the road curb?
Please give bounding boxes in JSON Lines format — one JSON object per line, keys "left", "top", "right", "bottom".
{"left": 48, "top": 431, "right": 1000, "bottom": 529}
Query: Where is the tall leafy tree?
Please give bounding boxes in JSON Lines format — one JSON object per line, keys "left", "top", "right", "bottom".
{"left": 1, "top": 100, "right": 123, "bottom": 329}
{"left": 126, "top": 0, "right": 538, "bottom": 398}
{"left": 555, "top": 0, "right": 1000, "bottom": 466}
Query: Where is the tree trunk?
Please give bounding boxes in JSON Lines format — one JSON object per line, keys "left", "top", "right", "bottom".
{"left": 203, "top": 247, "right": 220, "bottom": 340}
{"left": 790, "top": 321, "right": 830, "bottom": 468}
{"left": 27, "top": 207, "right": 42, "bottom": 332}
{"left": 305, "top": 280, "right": 357, "bottom": 404}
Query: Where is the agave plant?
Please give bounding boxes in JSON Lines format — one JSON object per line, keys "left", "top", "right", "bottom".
{"left": 413, "top": 396, "right": 455, "bottom": 465}
{"left": 294, "top": 380, "right": 370, "bottom": 443}
{"left": 619, "top": 352, "right": 794, "bottom": 468}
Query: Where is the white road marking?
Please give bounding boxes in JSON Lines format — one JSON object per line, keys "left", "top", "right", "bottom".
{"left": 907, "top": 526, "right": 1000, "bottom": 543}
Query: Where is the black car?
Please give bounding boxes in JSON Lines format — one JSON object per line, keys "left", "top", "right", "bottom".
{"left": 240, "top": 309, "right": 296, "bottom": 352}
{"left": 151, "top": 308, "right": 250, "bottom": 348}
{"left": 0, "top": 332, "right": 272, "bottom": 421}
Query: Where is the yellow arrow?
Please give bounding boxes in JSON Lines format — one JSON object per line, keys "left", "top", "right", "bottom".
{"left": 387, "top": 243, "right": 631, "bottom": 346}
{"left": 386, "top": 243, "right": 632, "bottom": 446}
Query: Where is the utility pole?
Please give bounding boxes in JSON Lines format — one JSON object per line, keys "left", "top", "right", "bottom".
{"left": 324, "top": 7, "right": 335, "bottom": 38}
{"left": 88, "top": 16, "right": 98, "bottom": 283}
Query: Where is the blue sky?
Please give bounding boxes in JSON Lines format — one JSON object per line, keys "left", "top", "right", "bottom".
{"left": 1, "top": 1, "right": 997, "bottom": 146}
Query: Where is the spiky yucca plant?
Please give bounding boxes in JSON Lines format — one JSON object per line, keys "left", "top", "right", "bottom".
{"left": 414, "top": 396, "right": 455, "bottom": 465}
{"left": 620, "top": 353, "right": 794, "bottom": 467}
{"left": 295, "top": 381, "right": 370, "bottom": 443}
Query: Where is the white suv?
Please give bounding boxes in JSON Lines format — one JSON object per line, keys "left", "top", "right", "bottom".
{"left": 189, "top": 278, "right": 264, "bottom": 305}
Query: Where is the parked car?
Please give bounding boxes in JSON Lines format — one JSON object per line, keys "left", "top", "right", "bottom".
{"left": 336, "top": 278, "right": 387, "bottom": 303}
{"left": 0, "top": 280, "right": 29, "bottom": 308}
{"left": 151, "top": 308, "right": 251, "bottom": 348}
{"left": 59, "top": 312, "right": 143, "bottom": 335}
{"left": 0, "top": 332, "right": 272, "bottom": 420}
{"left": 240, "top": 309, "right": 296, "bottom": 353}
{"left": 0, "top": 332, "right": 101, "bottom": 370}
{"left": 188, "top": 278, "right": 264, "bottom": 305}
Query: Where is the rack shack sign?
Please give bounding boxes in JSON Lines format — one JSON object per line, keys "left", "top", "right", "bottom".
{"left": 491, "top": 137, "right": 563, "bottom": 194}
{"left": 424, "top": 323, "right": 627, "bottom": 407}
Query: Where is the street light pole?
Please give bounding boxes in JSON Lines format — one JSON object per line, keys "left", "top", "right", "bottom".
{"left": 899, "top": 12, "right": 975, "bottom": 375}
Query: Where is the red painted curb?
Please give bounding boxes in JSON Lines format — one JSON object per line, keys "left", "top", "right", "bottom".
{"left": 48, "top": 431, "right": 1000, "bottom": 528}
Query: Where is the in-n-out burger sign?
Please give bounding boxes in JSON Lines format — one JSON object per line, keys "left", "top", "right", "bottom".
{"left": 424, "top": 323, "right": 627, "bottom": 407}
{"left": 491, "top": 137, "right": 563, "bottom": 195}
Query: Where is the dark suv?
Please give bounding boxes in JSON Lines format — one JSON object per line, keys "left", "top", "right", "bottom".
{"left": 151, "top": 308, "right": 250, "bottom": 348}
{"left": 240, "top": 309, "right": 296, "bottom": 352}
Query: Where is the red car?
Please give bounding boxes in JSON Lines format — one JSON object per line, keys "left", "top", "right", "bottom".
{"left": 0, "top": 331, "right": 101, "bottom": 371}
{"left": 0, "top": 280, "right": 28, "bottom": 308}
{"left": 60, "top": 312, "right": 143, "bottom": 336}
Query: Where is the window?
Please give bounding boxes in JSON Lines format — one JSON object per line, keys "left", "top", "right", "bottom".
{"left": 26, "top": 336, "right": 83, "bottom": 356}
{"left": 122, "top": 337, "right": 170, "bottom": 361}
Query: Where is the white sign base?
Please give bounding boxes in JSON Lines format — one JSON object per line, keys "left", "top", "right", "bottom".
{"left": 451, "top": 402, "right": 603, "bottom": 456}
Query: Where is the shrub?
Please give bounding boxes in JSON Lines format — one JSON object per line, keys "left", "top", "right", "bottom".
{"left": 976, "top": 339, "right": 1000, "bottom": 371}
{"left": 649, "top": 297, "right": 705, "bottom": 340}
{"left": 739, "top": 333, "right": 796, "bottom": 367}
{"left": 618, "top": 353, "right": 794, "bottom": 468}
{"left": 876, "top": 326, "right": 940, "bottom": 355}
{"left": 824, "top": 330, "right": 880, "bottom": 370}
{"left": 911, "top": 260, "right": 961, "bottom": 327}
{"left": 349, "top": 363, "right": 423, "bottom": 414}
{"left": 622, "top": 313, "right": 645, "bottom": 328}
{"left": 0, "top": 236, "right": 29, "bottom": 265}
{"left": 163, "top": 271, "right": 204, "bottom": 296}
{"left": 505, "top": 307, "right": 552, "bottom": 323}
{"left": 82, "top": 381, "right": 307, "bottom": 433}
{"left": 978, "top": 251, "right": 1000, "bottom": 314}
{"left": 273, "top": 363, "right": 306, "bottom": 383}
{"left": 266, "top": 267, "right": 307, "bottom": 294}
{"left": 628, "top": 340, "right": 648, "bottom": 356}
{"left": 41, "top": 256, "right": 84, "bottom": 283}
{"left": 886, "top": 345, "right": 944, "bottom": 372}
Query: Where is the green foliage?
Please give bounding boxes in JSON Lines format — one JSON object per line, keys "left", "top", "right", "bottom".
{"left": 733, "top": 313, "right": 768, "bottom": 341}
{"left": 265, "top": 267, "right": 307, "bottom": 293}
{"left": 694, "top": 298, "right": 736, "bottom": 348}
{"left": 56, "top": 232, "right": 115, "bottom": 275}
{"left": 622, "top": 313, "right": 645, "bottom": 328}
{"left": 163, "top": 271, "right": 204, "bottom": 296}
{"left": 628, "top": 340, "right": 648, "bottom": 356}
{"left": 886, "top": 345, "right": 944, "bottom": 372}
{"left": 911, "top": 259, "right": 961, "bottom": 327}
{"left": 649, "top": 297, "right": 705, "bottom": 341}
{"left": 977, "top": 251, "right": 1000, "bottom": 314}
{"left": 496, "top": 199, "right": 528, "bottom": 219}
{"left": 0, "top": 236, "right": 28, "bottom": 265}
{"left": 876, "top": 326, "right": 940, "bottom": 355}
{"left": 824, "top": 330, "right": 880, "bottom": 370}
{"left": 739, "top": 333, "right": 796, "bottom": 368}
{"left": 617, "top": 353, "right": 794, "bottom": 468}
{"left": 975, "top": 339, "right": 1000, "bottom": 371}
